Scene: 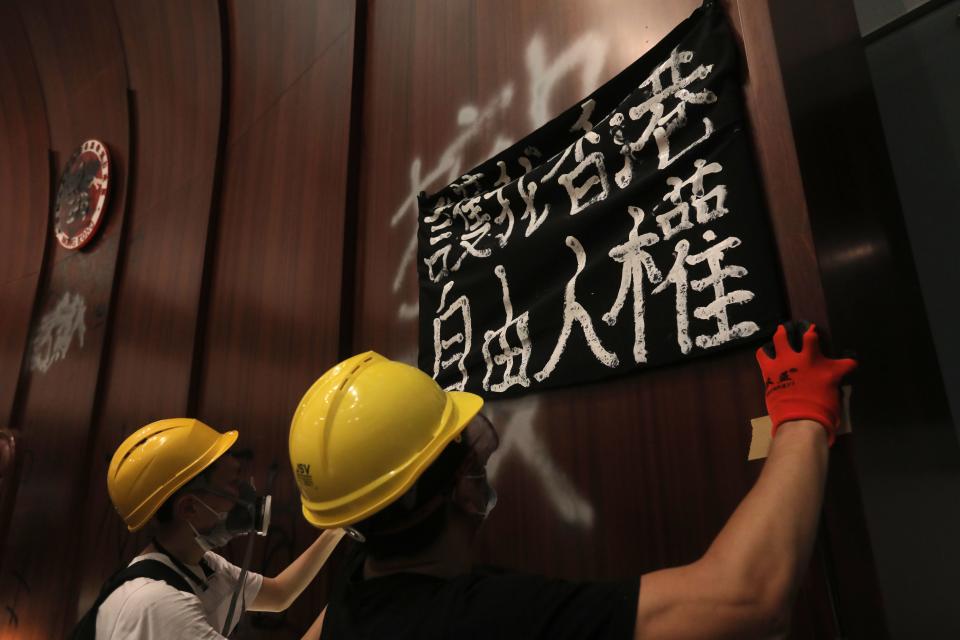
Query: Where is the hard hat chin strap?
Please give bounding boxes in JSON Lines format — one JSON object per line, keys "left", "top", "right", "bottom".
{"left": 343, "top": 527, "right": 366, "bottom": 543}
{"left": 222, "top": 527, "right": 255, "bottom": 635}
{"left": 220, "top": 477, "right": 271, "bottom": 636}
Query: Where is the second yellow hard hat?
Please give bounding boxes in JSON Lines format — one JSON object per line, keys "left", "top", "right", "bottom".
{"left": 289, "top": 352, "right": 483, "bottom": 529}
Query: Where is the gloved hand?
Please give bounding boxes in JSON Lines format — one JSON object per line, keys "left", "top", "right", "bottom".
{"left": 755, "top": 321, "right": 857, "bottom": 446}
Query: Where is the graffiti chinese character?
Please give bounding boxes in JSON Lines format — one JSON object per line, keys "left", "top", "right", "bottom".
{"left": 652, "top": 231, "right": 760, "bottom": 355}
{"left": 494, "top": 146, "right": 544, "bottom": 187}
{"left": 482, "top": 265, "right": 532, "bottom": 392}
{"left": 543, "top": 131, "right": 610, "bottom": 216}
{"left": 433, "top": 281, "right": 473, "bottom": 391}
{"left": 651, "top": 238, "right": 694, "bottom": 354}
{"left": 486, "top": 186, "right": 515, "bottom": 247}
{"left": 518, "top": 175, "right": 550, "bottom": 237}
{"left": 422, "top": 199, "right": 458, "bottom": 283}
{"left": 654, "top": 159, "right": 728, "bottom": 240}
{"left": 535, "top": 236, "right": 619, "bottom": 382}
{"left": 612, "top": 48, "right": 717, "bottom": 188}
{"left": 687, "top": 231, "right": 759, "bottom": 349}
{"left": 665, "top": 159, "right": 728, "bottom": 222}
{"left": 603, "top": 207, "right": 664, "bottom": 363}
{"left": 455, "top": 196, "right": 494, "bottom": 260}
{"left": 422, "top": 195, "right": 498, "bottom": 282}
{"left": 570, "top": 99, "right": 597, "bottom": 133}
{"left": 449, "top": 172, "right": 486, "bottom": 199}
{"left": 29, "top": 291, "right": 87, "bottom": 373}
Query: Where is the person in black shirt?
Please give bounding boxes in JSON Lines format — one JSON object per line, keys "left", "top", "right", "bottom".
{"left": 289, "top": 322, "right": 855, "bottom": 638}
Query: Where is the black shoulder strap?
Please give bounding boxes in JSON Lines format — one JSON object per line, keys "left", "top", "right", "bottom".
{"left": 70, "top": 559, "right": 194, "bottom": 640}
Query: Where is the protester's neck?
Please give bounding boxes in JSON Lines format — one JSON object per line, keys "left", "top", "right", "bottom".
{"left": 151, "top": 525, "right": 206, "bottom": 566}
{"left": 363, "top": 519, "right": 475, "bottom": 580}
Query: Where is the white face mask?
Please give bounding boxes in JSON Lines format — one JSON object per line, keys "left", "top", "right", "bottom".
{"left": 188, "top": 496, "right": 237, "bottom": 552}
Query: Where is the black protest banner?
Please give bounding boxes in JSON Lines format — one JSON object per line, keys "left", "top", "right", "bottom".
{"left": 417, "top": 2, "right": 784, "bottom": 396}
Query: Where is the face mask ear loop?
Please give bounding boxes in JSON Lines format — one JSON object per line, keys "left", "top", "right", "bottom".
{"left": 187, "top": 515, "right": 215, "bottom": 554}
{"left": 193, "top": 495, "right": 227, "bottom": 520}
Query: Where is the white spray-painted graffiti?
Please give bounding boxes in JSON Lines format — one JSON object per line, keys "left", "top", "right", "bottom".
{"left": 391, "top": 87, "right": 516, "bottom": 321}
{"left": 29, "top": 292, "right": 87, "bottom": 373}
{"left": 486, "top": 396, "right": 595, "bottom": 528}
{"left": 388, "top": 32, "right": 609, "bottom": 528}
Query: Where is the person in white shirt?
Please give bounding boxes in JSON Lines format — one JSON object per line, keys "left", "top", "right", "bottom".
{"left": 74, "top": 418, "right": 344, "bottom": 639}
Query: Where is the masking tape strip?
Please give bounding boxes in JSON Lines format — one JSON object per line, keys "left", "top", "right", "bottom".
{"left": 748, "top": 386, "right": 853, "bottom": 461}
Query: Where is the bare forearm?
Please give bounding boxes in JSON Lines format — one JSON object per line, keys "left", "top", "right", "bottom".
{"left": 636, "top": 325, "right": 852, "bottom": 638}
{"left": 273, "top": 529, "right": 346, "bottom": 609}
{"left": 635, "top": 421, "right": 830, "bottom": 638}
{"left": 705, "top": 420, "right": 829, "bottom": 610}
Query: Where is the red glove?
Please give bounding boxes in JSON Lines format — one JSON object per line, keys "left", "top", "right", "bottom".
{"left": 755, "top": 322, "right": 857, "bottom": 446}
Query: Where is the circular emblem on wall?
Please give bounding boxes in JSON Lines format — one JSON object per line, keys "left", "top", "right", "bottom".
{"left": 53, "top": 139, "right": 111, "bottom": 250}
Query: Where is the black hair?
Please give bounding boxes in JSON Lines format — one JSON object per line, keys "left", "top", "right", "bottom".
{"left": 352, "top": 439, "right": 470, "bottom": 560}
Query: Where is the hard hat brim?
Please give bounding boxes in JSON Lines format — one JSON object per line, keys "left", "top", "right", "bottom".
{"left": 300, "top": 390, "right": 484, "bottom": 529}
{"left": 446, "top": 391, "right": 485, "bottom": 439}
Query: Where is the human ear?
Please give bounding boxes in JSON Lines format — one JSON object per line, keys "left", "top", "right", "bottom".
{"left": 173, "top": 494, "right": 197, "bottom": 521}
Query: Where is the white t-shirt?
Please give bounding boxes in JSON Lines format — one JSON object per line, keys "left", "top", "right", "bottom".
{"left": 95, "top": 551, "right": 263, "bottom": 639}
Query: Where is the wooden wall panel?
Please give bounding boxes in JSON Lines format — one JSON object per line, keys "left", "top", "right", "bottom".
{"left": 0, "top": 4, "right": 49, "bottom": 429}
{"left": 73, "top": 0, "right": 225, "bottom": 618}
{"left": 0, "top": 0, "right": 131, "bottom": 637}
{"left": 194, "top": 1, "right": 356, "bottom": 635}
{"left": 227, "top": 0, "right": 353, "bottom": 144}
{"left": 353, "top": 0, "right": 885, "bottom": 635}
{"left": 0, "top": 3, "right": 52, "bottom": 565}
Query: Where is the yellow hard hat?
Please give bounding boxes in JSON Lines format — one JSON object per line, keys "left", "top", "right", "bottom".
{"left": 107, "top": 418, "right": 238, "bottom": 531}
{"left": 290, "top": 352, "right": 483, "bottom": 529}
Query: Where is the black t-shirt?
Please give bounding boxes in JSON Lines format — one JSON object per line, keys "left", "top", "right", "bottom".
{"left": 321, "top": 552, "right": 639, "bottom": 640}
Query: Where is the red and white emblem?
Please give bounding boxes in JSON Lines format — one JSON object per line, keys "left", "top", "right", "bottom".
{"left": 53, "top": 139, "right": 111, "bottom": 250}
